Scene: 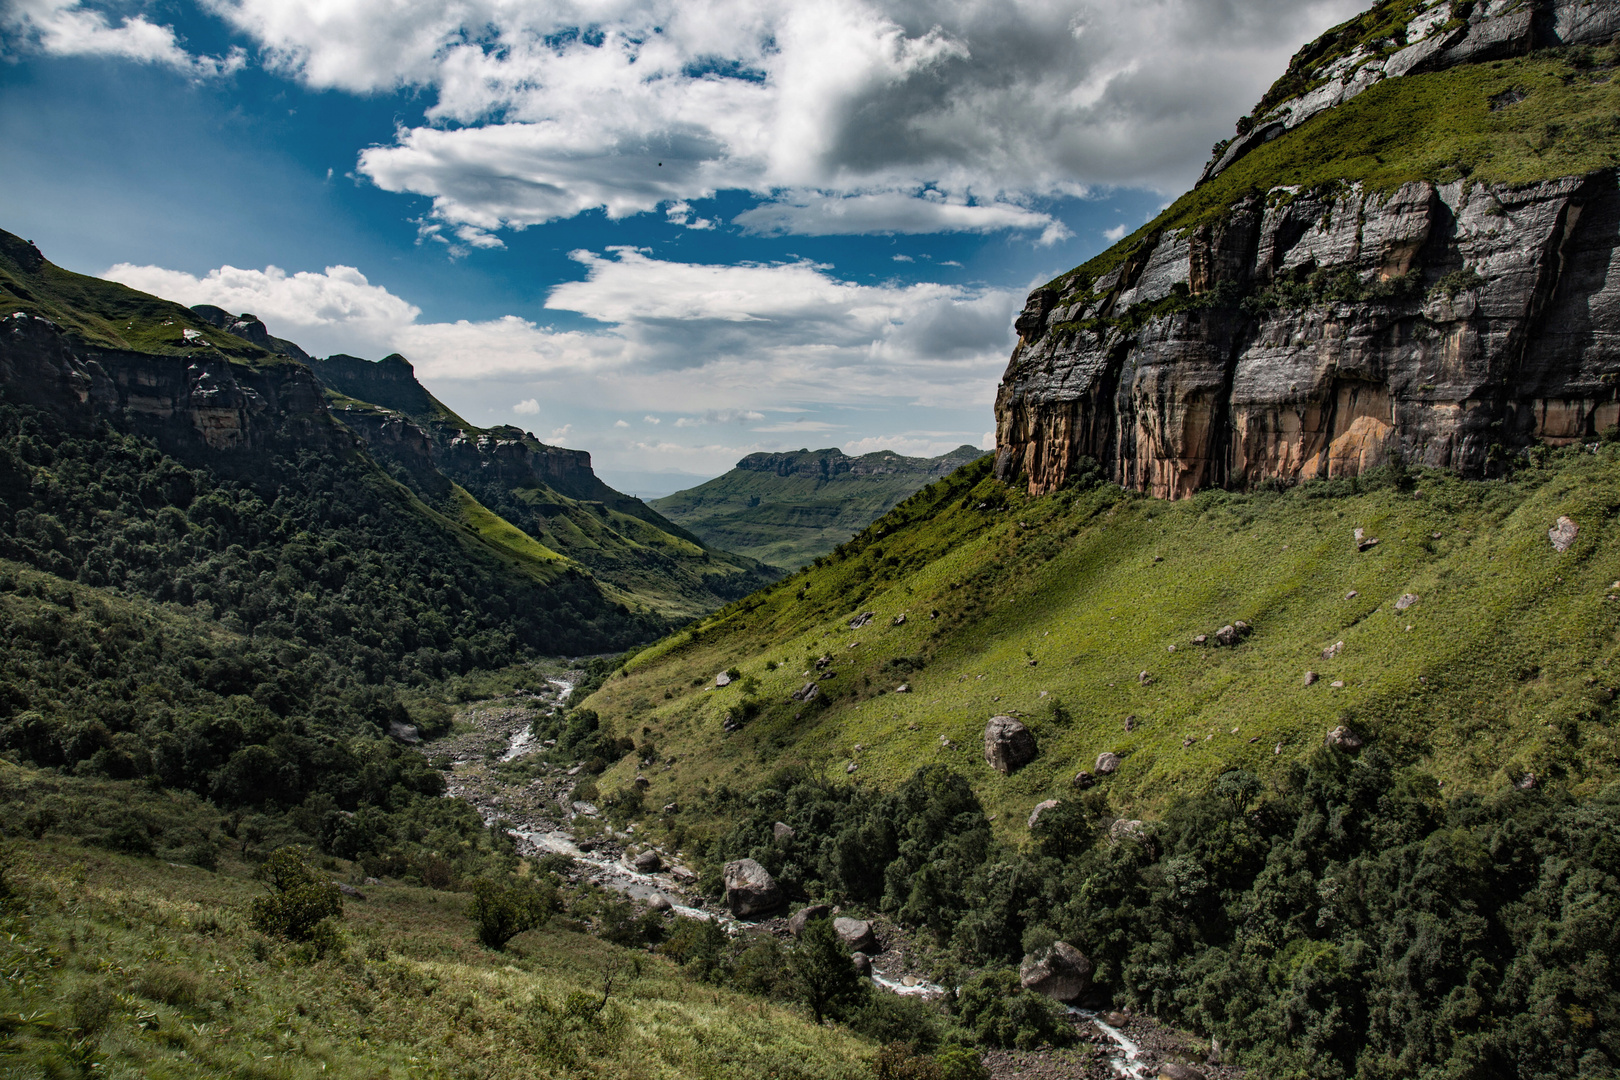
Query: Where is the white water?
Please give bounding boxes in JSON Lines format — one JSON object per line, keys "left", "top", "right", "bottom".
{"left": 870, "top": 971, "right": 944, "bottom": 998}
{"left": 1070, "top": 1008, "right": 1152, "bottom": 1079}
{"left": 500, "top": 676, "right": 576, "bottom": 761}
{"left": 511, "top": 827, "right": 724, "bottom": 924}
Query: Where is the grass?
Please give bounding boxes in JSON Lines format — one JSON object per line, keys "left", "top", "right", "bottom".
{"left": 1046, "top": 45, "right": 1620, "bottom": 291}
{"left": 0, "top": 786, "right": 872, "bottom": 1080}
{"left": 451, "top": 484, "right": 568, "bottom": 565}
{"left": 580, "top": 446, "right": 1620, "bottom": 840}
{"left": 0, "top": 230, "right": 275, "bottom": 365}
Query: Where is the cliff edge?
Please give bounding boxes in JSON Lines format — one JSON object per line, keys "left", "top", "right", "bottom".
{"left": 996, "top": 0, "right": 1620, "bottom": 497}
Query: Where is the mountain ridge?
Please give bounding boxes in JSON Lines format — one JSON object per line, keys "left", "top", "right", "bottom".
{"left": 652, "top": 444, "right": 987, "bottom": 569}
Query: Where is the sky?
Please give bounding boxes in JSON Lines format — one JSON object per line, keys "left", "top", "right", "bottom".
{"left": 0, "top": 0, "right": 1365, "bottom": 496}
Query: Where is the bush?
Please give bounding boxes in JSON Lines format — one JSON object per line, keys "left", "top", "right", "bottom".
{"left": 248, "top": 847, "right": 343, "bottom": 951}
{"left": 954, "top": 971, "right": 1075, "bottom": 1050}
{"left": 790, "top": 917, "right": 868, "bottom": 1024}
{"left": 468, "top": 878, "right": 557, "bottom": 950}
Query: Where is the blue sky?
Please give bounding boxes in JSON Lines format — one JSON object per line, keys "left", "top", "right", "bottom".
{"left": 0, "top": 0, "right": 1362, "bottom": 496}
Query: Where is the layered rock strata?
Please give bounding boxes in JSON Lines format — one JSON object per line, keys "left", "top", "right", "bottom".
{"left": 997, "top": 172, "right": 1620, "bottom": 497}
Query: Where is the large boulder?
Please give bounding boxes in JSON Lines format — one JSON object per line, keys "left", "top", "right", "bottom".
{"left": 789, "top": 904, "right": 831, "bottom": 937}
{"left": 773, "top": 821, "right": 796, "bottom": 843}
{"left": 834, "top": 917, "right": 877, "bottom": 952}
{"left": 983, "top": 715, "right": 1037, "bottom": 774}
{"left": 630, "top": 850, "right": 662, "bottom": 874}
{"left": 1325, "top": 724, "right": 1363, "bottom": 750}
{"left": 1095, "top": 751, "right": 1121, "bottom": 774}
{"left": 723, "top": 858, "right": 782, "bottom": 917}
{"left": 1018, "top": 941, "right": 1093, "bottom": 1003}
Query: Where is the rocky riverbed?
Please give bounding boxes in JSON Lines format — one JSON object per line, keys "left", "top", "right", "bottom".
{"left": 428, "top": 688, "right": 1242, "bottom": 1080}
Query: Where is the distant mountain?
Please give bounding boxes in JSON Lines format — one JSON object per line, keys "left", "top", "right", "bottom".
{"left": 300, "top": 351, "right": 781, "bottom": 620}
{"left": 651, "top": 445, "right": 987, "bottom": 569}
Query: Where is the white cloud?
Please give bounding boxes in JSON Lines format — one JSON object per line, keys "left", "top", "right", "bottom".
{"left": 200, "top": 0, "right": 1365, "bottom": 240}
{"left": 102, "top": 261, "right": 421, "bottom": 357}
{"left": 547, "top": 424, "right": 573, "bottom": 442}
{"left": 893, "top": 254, "right": 914, "bottom": 262}
{"left": 843, "top": 433, "right": 981, "bottom": 457}
{"left": 513, "top": 398, "right": 540, "bottom": 414}
{"left": 1103, "top": 223, "right": 1127, "bottom": 242}
{"left": 614, "top": 419, "right": 630, "bottom": 428}
{"left": 643, "top": 415, "right": 661, "bottom": 425}
{"left": 980, "top": 430, "right": 995, "bottom": 450}
{"left": 674, "top": 410, "right": 766, "bottom": 427}
{"left": 734, "top": 190, "right": 1066, "bottom": 242}
{"left": 4, "top": 0, "right": 245, "bottom": 76}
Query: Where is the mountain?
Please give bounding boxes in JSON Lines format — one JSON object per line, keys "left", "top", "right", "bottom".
{"left": 650, "top": 445, "right": 987, "bottom": 569}
{"left": 995, "top": 0, "right": 1620, "bottom": 498}
{"left": 569, "top": 8, "right": 1620, "bottom": 1076}
{"left": 299, "top": 352, "right": 781, "bottom": 619}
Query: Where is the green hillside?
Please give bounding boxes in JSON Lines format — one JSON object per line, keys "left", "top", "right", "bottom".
{"left": 311, "top": 357, "right": 781, "bottom": 620}
{"left": 586, "top": 448, "right": 1620, "bottom": 827}
{"left": 652, "top": 446, "right": 987, "bottom": 569}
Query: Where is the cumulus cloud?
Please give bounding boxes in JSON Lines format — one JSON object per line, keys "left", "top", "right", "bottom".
{"left": 106, "top": 247, "right": 1014, "bottom": 417}
{"left": 4, "top": 0, "right": 245, "bottom": 76}
{"left": 102, "top": 262, "right": 421, "bottom": 357}
{"left": 200, "top": 0, "right": 1364, "bottom": 239}
{"left": 1103, "top": 223, "right": 1127, "bottom": 242}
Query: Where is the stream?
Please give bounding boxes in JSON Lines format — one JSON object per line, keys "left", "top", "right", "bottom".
{"left": 1072, "top": 1009, "right": 1153, "bottom": 1079}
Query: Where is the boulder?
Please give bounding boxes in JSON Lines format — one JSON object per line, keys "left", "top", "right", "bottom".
{"left": 983, "top": 716, "right": 1037, "bottom": 774}
{"left": 1109, "top": 819, "right": 1147, "bottom": 844}
{"left": 773, "top": 821, "right": 796, "bottom": 843}
{"left": 723, "top": 858, "right": 782, "bottom": 917}
{"left": 1095, "top": 751, "right": 1121, "bottom": 774}
{"left": 715, "top": 671, "right": 732, "bottom": 687}
{"left": 1157, "top": 1066, "right": 1207, "bottom": 1080}
{"left": 1303, "top": 670, "right": 1319, "bottom": 686}
{"left": 331, "top": 881, "right": 367, "bottom": 899}
{"left": 789, "top": 904, "right": 831, "bottom": 937}
{"left": 1322, "top": 640, "right": 1345, "bottom": 660}
{"left": 1395, "top": 592, "right": 1419, "bottom": 611}
{"left": 633, "top": 774, "right": 649, "bottom": 788}
{"left": 572, "top": 801, "right": 599, "bottom": 817}
{"left": 646, "top": 893, "right": 672, "bottom": 912}
{"left": 1325, "top": 724, "right": 1363, "bottom": 750}
{"left": 851, "top": 951, "right": 873, "bottom": 976}
{"left": 892, "top": 613, "right": 907, "bottom": 625}
{"left": 1018, "top": 941, "right": 1093, "bottom": 1003}
{"left": 791, "top": 682, "right": 820, "bottom": 703}
{"left": 631, "top": 850, "right": 662, "bottom": 874}
{"left": 386, "top": 720, "right": 421, "bottom": 744}
{"left": 1138, "top": 670, "right": 1153, "bottom": 685}
{"left": 849, "top": 612, "right": 876, "bottom": 629}
{"left": 895, "top": 683, "right": 911, "bottom": 693}
{"left": 1072, "top": 770, "right": 1095, "bottom": 789}
{"left": 1549, "top": 515, "right": 1579, "bottom": 552}
{"left": 834, "top": 917, "right": 877, "bottom": 952}
{"left": 1517, "top": 771, "right": 1537, "bottom": 790}
{"left": 1028, "top": 799, "right": 1060, "bottom": 829}
{"left": 1358, "top": 537, "right": 1381, "bottom": 552}
{"left": 815, "top": 654, "right": 832, "bottom": 670}
{"left": 661, "top": 802, "right": 679, "bottom": 814}
{"left": 1213, "top": 624, "right": 1240, "bottom": 646}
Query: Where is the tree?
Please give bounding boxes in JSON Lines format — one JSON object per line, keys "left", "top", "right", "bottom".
{"left": 248, "top": 846, "right": 343, "bottom": 952}
{"left": 467, "top": 878, "right": 557, "bottom": 950}
{"left": 788, "top": 917, "right": 867, "bottom": 1024}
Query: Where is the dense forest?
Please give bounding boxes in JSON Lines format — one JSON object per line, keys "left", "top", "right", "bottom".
{"left": 695, "top": 753, "right": 1620, "bottom": 1079}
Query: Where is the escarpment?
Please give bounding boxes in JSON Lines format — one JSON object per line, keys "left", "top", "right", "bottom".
{"left": 995, "top": 0, "right": 1620, "bottom": 498}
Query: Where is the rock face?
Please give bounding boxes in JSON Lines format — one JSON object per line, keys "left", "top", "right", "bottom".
{"left": 723, "top": 858, "right": 782, "bottom": 917}
{"left": 983, "top": 716, "right": 1038, "bottom": 774}
{"left": 994, "top": 1, "right": 1620, "bottom": 501}
{"left": 1018, "top": 941, "right": 1093, "bottom": 1003}
{"left": 834, "top": 917, "right": 877, "bottom": 952}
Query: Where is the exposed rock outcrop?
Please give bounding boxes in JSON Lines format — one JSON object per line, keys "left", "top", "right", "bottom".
{"left": 984, "top": 715, "right": 1037, "bottom": 774}
{"left": 995, "top": 0, "right": 1620, "bottom": 500}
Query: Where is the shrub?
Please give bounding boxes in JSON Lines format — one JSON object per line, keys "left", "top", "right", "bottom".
{"left": 248, "top": 847, "right": 343, "bottom": 952}
{"left": 954, "top": 970, "right": 1075, "bottom": 1050}
{"left": 790, "top": 918, "right": 868, "bottom": 1024}
{"left": 467, "top": 878, "right": 557, "bottom": 950}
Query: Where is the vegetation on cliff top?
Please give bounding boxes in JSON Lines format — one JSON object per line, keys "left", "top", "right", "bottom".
{"left": 1050, "top": 44, "right": 1620, "bottom": 290}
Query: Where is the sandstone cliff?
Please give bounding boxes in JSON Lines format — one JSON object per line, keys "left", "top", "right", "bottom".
{"left": 995, "top": 0, "right": 1620, "bottom": 498}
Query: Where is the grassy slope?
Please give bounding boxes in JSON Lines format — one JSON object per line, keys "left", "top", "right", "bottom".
{"left": 582, "top": 449, "right": 1620, "bottom": 836}
{"left": 0, "top": 231, "right": 273, "bottom": 365}
{"left": 322, "top": 391, "right": 774, "bottom": 621}
{"left": 652, "top": 448, "right": 987, "bottom": 570}
{"left": 1049, "top": 46, "right": 1620, "bottom": 289}
{"left": 3, "top": 805, "right": 869, "bottom": 1080}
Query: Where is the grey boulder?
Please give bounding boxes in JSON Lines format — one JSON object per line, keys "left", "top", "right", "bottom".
{"left": 983, "top": 715, "right": 1037, "bottom": 774}
{"left": 1028, "top": 799, "right": 1060, "bottom": 829}
{"left": 1018, "top": 941, "right": 1093, "bottom": 1003}
{"left": 834, "top": 917, "right": 877, "bottom": 952}
{"left": 789, "top": 903, "right": 831, "bottom": 937}
{"left": 723, "top": 858, "right": 782, "bottom": 917}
